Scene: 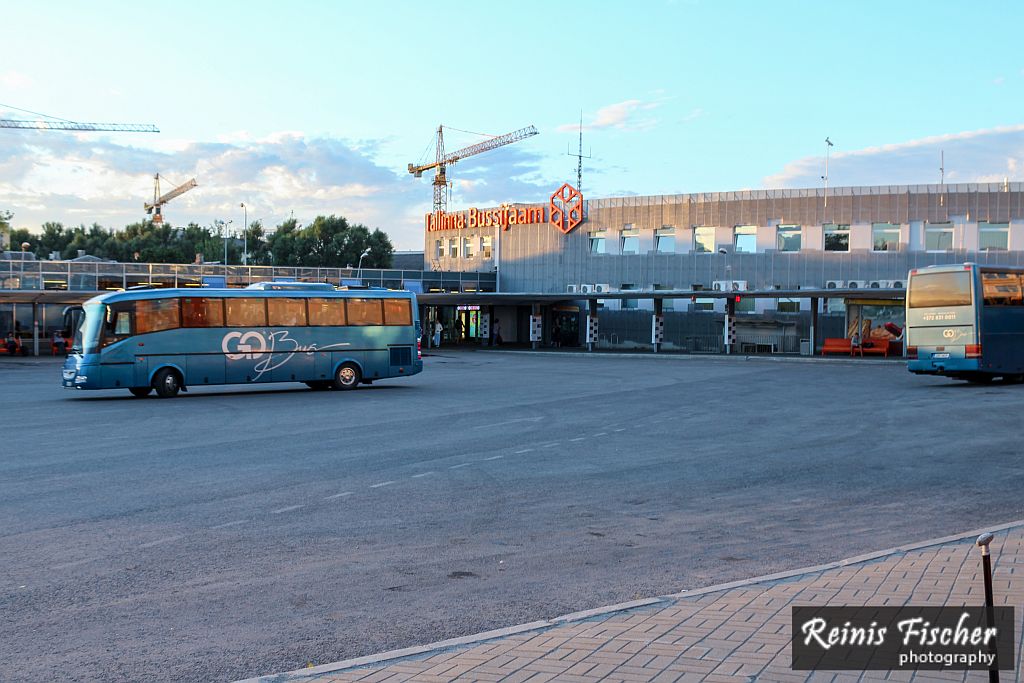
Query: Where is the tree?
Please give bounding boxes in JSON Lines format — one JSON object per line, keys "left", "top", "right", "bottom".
{"left": 3, "top": 212, "right": 395, "bottom": 267}
{"left": 0, "top": 210, "right": 12, "bottom": 250}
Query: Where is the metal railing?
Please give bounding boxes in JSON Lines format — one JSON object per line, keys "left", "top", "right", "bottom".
{"left": 0, "top": 260, "right": 497, "bottom": 293}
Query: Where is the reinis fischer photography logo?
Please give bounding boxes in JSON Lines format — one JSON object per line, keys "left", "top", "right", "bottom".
{"left": 791, "top": 606, "right": 1015, "bottom": 671}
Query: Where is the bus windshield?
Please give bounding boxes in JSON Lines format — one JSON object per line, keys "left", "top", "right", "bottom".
{"left": 908, "top": 271, "right": 973, "bottom": 308}
{"left": 71, "top": 303, "right": 104, "bottom": 354}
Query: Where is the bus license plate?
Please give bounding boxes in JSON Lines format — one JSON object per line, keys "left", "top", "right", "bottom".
{"left": 932, "top": 353, "right": 950, "bottom": 359}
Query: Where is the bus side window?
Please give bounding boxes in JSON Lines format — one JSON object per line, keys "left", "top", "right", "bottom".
{"left": 383, "top": 299, "right": 412, "bottom": 326}
{"left": 103, "top": 302, "right": 134, "bottom": 347}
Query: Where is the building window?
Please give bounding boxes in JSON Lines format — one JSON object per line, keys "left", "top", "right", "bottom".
{"left": 620, "top": 283, "right": 637, "bottom": 309}
{"left": 654, "top": 283, "right": 673, "bottom": 310}
{"left": 925, "top": 222, "right": 953, "bottom": 251}
{"left": 448, "top": 238, "right": 458, "bottom": 258}
{"left": 824, "top": 224, "right": 850, "bottom": 252}
{"left": 733, "top": 225, "right": 757, "bottom": 253}
{"left": 776, "top": 225, "right": 801, "bottom": 252}
{"left": 735, "top": 296, "right": 755, "bottom": 313}
{"left": 463, "top": 236, "right": 474, "bottom": 259}
{"left": 589, "top": 231, "right": 607, "bottom": 254}
{"left": 693, "top": 227, "right": 715, "bottom": 253}
{"left": 655, "top": 227, "right": 675, "bottom": 253}
{"left": 777, "top": 299, "right": 800, "bottom": 313}
{"left": 480, "top": 235, "right": 492, "bottom": 259}
{"left": 620, "top": 225, "right": 639, "bottom": 254}
{"left": 979, "top": 222, "right": 1009, "bottom": 251}
{"left": 872, "top": 223, "right": 900, "bottom": 252}
{"left": 434, "top": 239, "right": 443, "bottom": 260}
{"left": 693, "top": 298, "right": 715, "bottom": 311}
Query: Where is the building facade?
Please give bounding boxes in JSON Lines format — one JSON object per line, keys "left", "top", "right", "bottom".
{"left": 421, "top": 182, "right": 1024, "bottom": 350}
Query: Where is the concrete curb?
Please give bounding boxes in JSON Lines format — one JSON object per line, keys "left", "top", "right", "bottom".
{"left": 237, "top": 519, "right": 1024, "bottom": 682}
{"left": 471, "top": 348, "right": 901, "bottom": 366}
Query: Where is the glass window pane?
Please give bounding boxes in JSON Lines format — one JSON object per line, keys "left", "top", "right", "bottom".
{"left": 383, "top": 298, "right": 412, "bottom": 326}
{"left": 824, "top": 224, "right": 850, "bottom": 252}
{"left": 267, "top": 298, "right": 307, "bottom": 326}
{"left": 346, "top": 298, "right": 384, "bottom": 325}
{"left": 308, "top": 298, "right": 346, "bottom": 326}
{"left": 982, "top": 272, "right": 1023, "bottom": 306}
{"left": 908, "top": 271, "right": 973, "bottom": 308}
{"left": 694, "top": 227, "right": 714, "bottom": 253}
{"left": 226, "top": 297, "right": 267, "bottom": 326}
{"left": 734, "top": 226, "right": 757, "bottom": 253}
{"left": 181, "top": 297, "right": 224, "bottom": 327}
{"left": 979, "top": 223, "right": 1009, "bottom": 251}
{"left": 136, "top": 298, "right": 179, "bottom": 334}
{"left": 620, "top": 235, "right": 639, "bottom": 254}
{"left": 872, "top": 223, "right": 900, "bottom": 252}
{"left": 925, "top": 223, "right": 953, "bottom": 251}
{"left": 589, "top": 233, "right": 607, "bottom": 254}
{"left": 777, "top": 226, "right": 801, "bottom": 252}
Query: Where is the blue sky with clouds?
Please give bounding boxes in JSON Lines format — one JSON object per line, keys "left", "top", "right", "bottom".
{"left": 3, "top": 1, "right": 1024, "bottom": 248}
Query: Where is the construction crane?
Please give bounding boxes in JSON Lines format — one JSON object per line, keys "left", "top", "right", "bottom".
{"left": 144, "top": 174, "right": 197, "bottom": 224}
{"left": 0, "top": 120, "right": 159, "bottom": 132}
{"left": 408, "top": 124, "right": 538, "bottom": 213}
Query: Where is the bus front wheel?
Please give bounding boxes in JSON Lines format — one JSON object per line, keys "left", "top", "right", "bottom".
{"left": 153, "top": 368, "right": 182, "bottom": 398}
{"left": 129, "top": 387, "right": 152, "bottom": 398}
{"left": 333, "top": 363, "right": 361, "bottom": 391}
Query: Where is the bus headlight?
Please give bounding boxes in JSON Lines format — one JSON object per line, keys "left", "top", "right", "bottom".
{"left": 74, "top": 375, "right": 88, "bottom": 383}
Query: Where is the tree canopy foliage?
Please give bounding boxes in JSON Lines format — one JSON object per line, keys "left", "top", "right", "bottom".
{"left": 3, "top": 213, "right": 396, "bottom": 268}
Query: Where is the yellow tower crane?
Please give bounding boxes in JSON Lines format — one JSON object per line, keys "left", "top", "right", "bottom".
{"left": 408, "top": 124, "right": 538, "bottom": 213}
{"left": 144, "top": 174, "right": 197, "bottom": 224}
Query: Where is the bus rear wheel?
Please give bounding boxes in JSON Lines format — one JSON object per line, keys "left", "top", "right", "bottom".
{"left": 333, "top": 363, "right": 361, "bottom": 391}
{"left": 129, "top": 387, "right": 152, "bottom": 398}
{"left": 153, "top": 368, "right": 182, "bottom": 398}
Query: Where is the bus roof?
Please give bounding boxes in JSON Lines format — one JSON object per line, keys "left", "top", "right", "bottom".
{"left": 83, "top": 286, "right": 415, "bottom": 306}
{"left": 911, "top": 263, "right": 1024, "bottom": 276}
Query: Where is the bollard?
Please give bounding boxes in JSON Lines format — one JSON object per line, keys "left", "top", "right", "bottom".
{"left": 976, "top": 532, "right": 999, "bottom": 683}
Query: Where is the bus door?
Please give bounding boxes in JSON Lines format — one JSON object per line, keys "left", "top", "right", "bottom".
{"left": 94, "top": 302, "right": 137, "bottom": 389}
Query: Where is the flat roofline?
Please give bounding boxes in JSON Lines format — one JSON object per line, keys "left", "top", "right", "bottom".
{"left": 586, "top": 182, "right": 1024, "bottom": 208}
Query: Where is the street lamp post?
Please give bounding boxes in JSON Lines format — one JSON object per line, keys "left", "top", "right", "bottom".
{"left": 240, "top": 202, "right": 247, "bottom": 266}
{"left": 357, "top": 247, "right": 371, "bottom": 278}
{"left": 217, "top": 219, "right": 233, "bottom": 265}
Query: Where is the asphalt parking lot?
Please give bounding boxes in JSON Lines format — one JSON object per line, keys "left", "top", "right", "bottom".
{"left": 1, "top": 351, "right": 1023, "bottom": 682}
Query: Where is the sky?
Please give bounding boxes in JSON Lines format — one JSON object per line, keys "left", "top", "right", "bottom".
{"left": 3, "top": 1, "right": 1024, "bottom": 249}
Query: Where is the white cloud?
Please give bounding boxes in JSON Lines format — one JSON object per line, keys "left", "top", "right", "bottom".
{"left": 762, "top": 124, "right": 1024, "bottom": 189}
{"left": 556, "top": 99, "right": 659, "bottom": 133}
{"left": 0, "top": 129, "right": 559, "bottom": 250}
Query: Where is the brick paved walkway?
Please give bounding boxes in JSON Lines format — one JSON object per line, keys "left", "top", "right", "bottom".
{"left": 247, "top": 523, "right": 1024, "bottom": 683}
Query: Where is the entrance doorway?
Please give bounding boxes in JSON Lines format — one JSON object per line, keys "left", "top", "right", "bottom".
{"left": 456, "top": 305, "right": 482, "bottom": 344}
{"left": 551, "top": 307, "right": 580, "bottom": 347}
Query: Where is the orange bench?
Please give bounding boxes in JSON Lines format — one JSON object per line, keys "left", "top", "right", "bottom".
{"left": 821, "top": 338, "right": 852, "bottom": 355}
{"left": 857, "top": 339, "right": 903, "bottom": 357}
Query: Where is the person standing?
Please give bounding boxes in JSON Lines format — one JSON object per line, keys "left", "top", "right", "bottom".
{"left": 493, "top": 318, "right": 502, "bottom": 346}
{"left": 433, "top": 318, "right": 443, "bottom": 348}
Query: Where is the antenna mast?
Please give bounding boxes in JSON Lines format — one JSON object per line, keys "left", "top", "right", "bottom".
{"left": 567, "top": 111, "right": 591, "bottom": 192}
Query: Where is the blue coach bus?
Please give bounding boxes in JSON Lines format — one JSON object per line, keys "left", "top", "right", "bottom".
{"left": 61, "top": 282, "right": 422, "bottom": 397}
{"left": 906, "top": 263, "right": 1024, "bottom": 383}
